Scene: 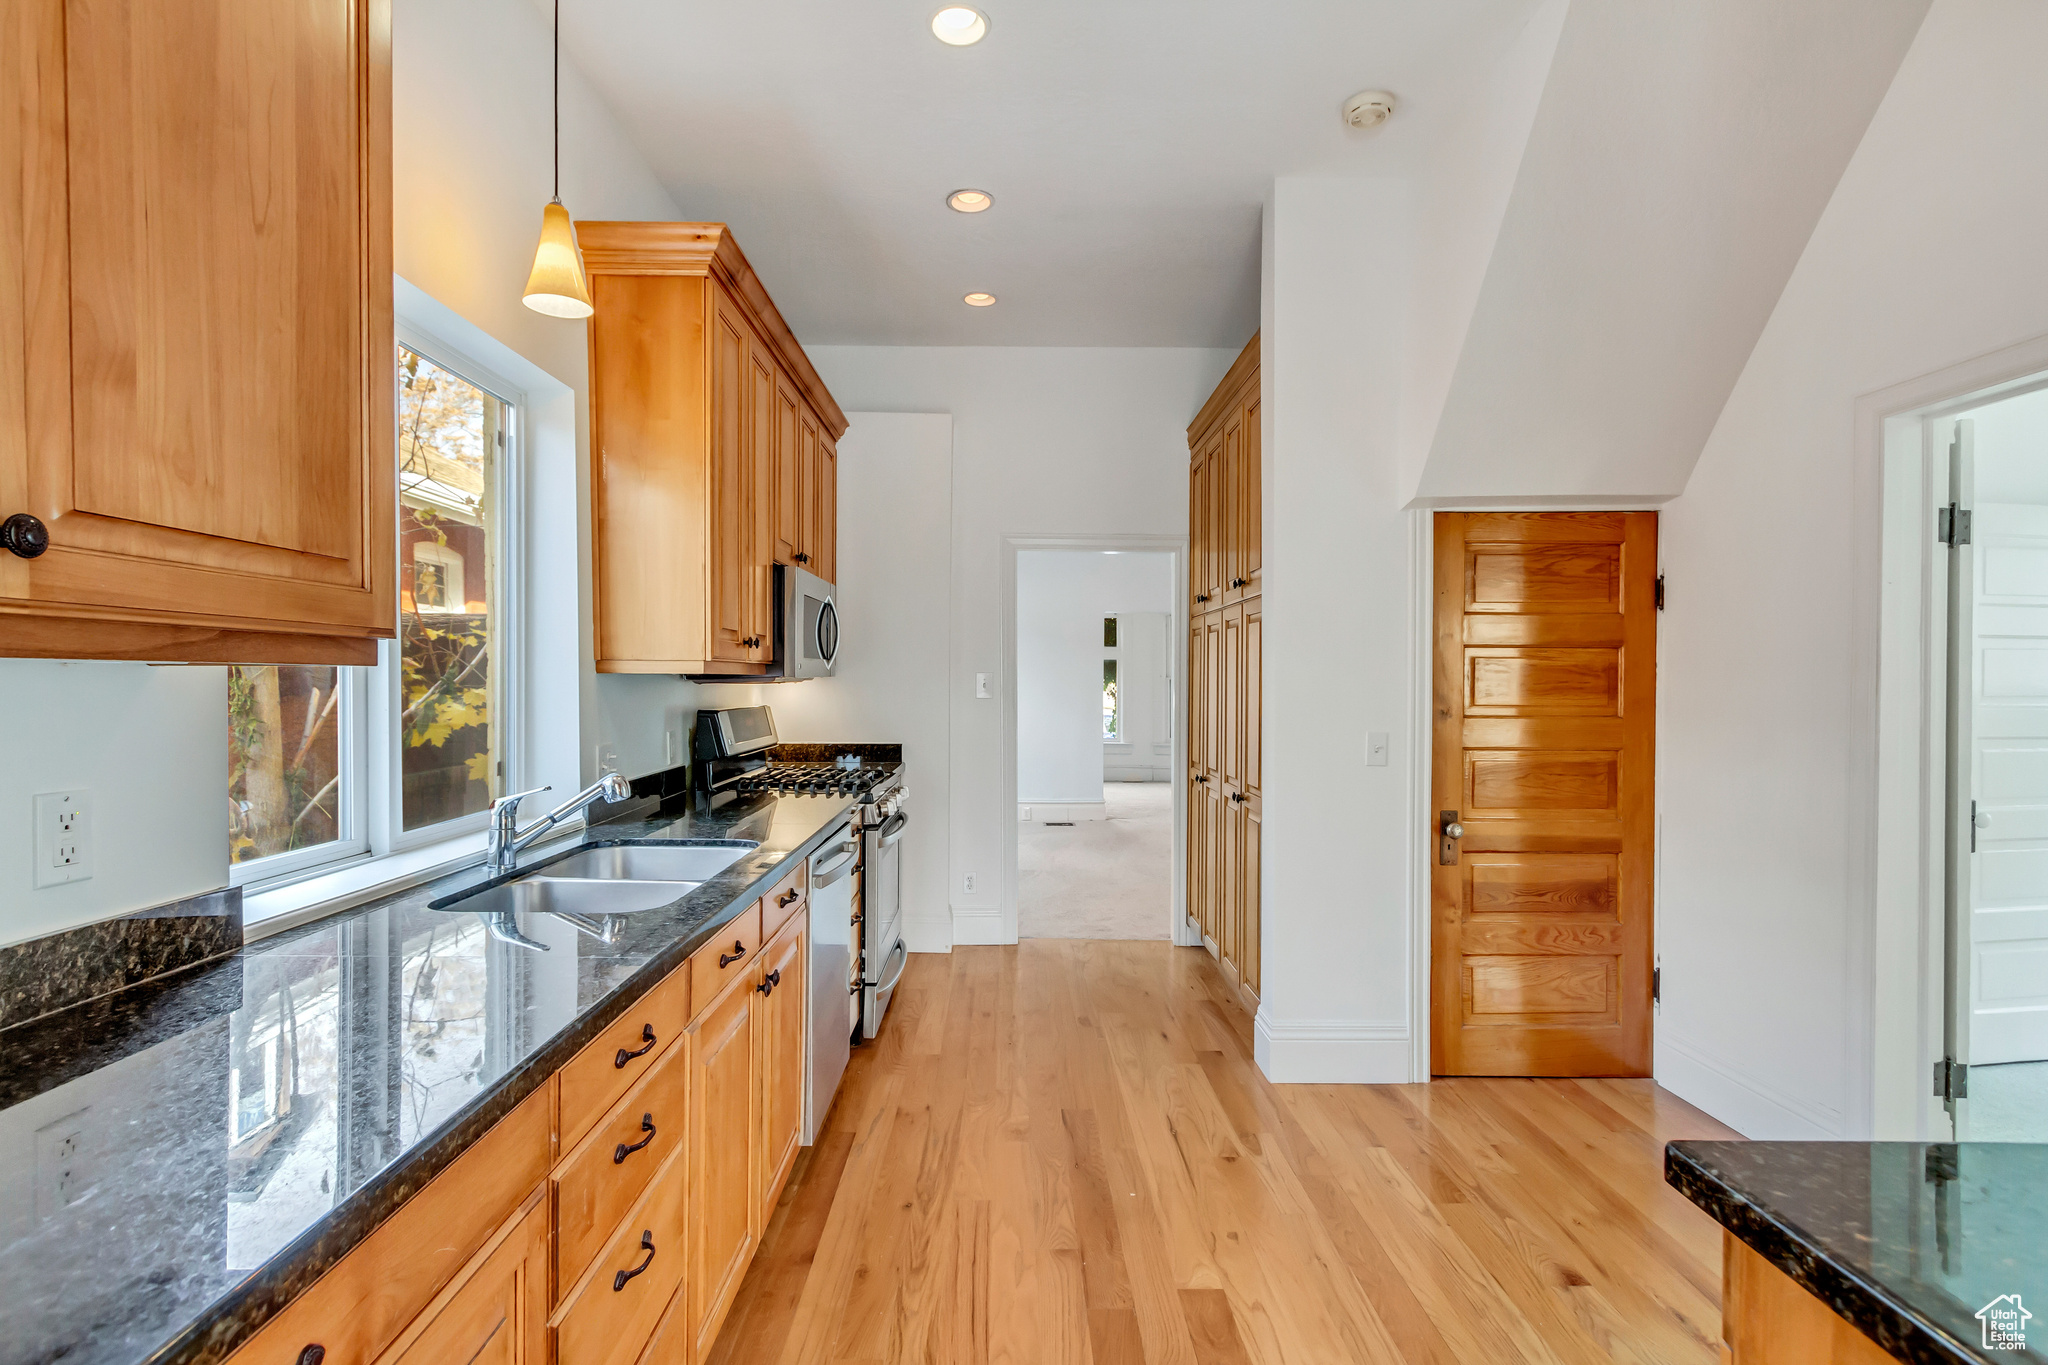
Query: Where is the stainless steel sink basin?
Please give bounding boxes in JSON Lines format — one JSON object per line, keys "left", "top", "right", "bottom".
{"left": 452, "top": 876, "right": 693, "bottom": 918}
{"left": 542, "top": 844, "right": 752, "bottom": 883}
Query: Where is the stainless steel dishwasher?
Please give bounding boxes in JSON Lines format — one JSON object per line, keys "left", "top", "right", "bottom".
{"left": 802, "top": 819, "right": 860, "bottom": 1144}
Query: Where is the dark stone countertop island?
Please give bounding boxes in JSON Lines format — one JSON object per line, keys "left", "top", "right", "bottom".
{"left": 1668, "top": 1140, "right": 2048, "bottom": 1364}
{"left": 0, "top": 789, "right": 860, "bottom": 1365}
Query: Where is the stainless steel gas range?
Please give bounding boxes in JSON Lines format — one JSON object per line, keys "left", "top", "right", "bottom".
{"left": 692, "top": 708, "right": 911, "bottom": 1051}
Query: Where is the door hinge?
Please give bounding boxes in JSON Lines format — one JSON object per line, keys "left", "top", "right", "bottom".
{"left": 1652, "top": 965, "right": 1661, "bottom": 1005}
{"left": 1654, "top": 575, "right": 1665, "bottom": 611}
{"left": 1938, "top": 505, "right": 1973, "bottom": 546}
{"left": 1934, "top": 1056, "right": 1970, "bottom": 1102}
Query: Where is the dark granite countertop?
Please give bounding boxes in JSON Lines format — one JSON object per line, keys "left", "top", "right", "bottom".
{"left": 0, "top": 790, "right": 860, "bottom": 1365}
{"left": 1668, "top": 1141, "right": 2048, "bottom": 1364}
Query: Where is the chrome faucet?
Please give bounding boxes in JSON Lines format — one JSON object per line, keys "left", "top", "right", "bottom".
{"left": 484, "top": 772, "right": 633, "bottom": 876}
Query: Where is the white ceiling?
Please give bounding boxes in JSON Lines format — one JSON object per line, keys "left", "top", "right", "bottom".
{"left": 554, "top": 0, "right": 1541, "bottom": 347}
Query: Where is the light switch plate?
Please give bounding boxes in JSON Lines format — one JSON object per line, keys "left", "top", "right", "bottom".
{"left": 33, "top": 791, "right": 92, "bottom": 888}
{"left": 1366, "top": 732, "right": 1390, "bottom": 767}
{"left": 975, "top": 673, "right": 992, "bottom": 699}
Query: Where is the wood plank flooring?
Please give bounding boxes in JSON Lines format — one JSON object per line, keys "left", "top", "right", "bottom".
{"left": 706, "top": 940, "right": 1742, "bottom": 1365}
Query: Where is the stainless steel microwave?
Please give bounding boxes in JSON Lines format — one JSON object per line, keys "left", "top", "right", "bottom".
{"left": 777, "top": 564, "right": 839, "bottom": 679}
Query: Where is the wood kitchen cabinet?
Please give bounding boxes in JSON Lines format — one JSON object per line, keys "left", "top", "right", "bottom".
{"left": 0, "top": 0, "right": 395, "bottom": 663}
{"left": 754, "top": 915, "right": 808, "bottom": 1230}
{"left": 580, "top": 222, "right": 847, "bottom": 676}
{"left": 374, "top": 1190, "right": 550, "bottom": 1365}
{"left": 684, "top": 960, "right": 758, "bottom": 1362}
{"left": 1188, "top": 333, "right": 1261, "bottom": 1007}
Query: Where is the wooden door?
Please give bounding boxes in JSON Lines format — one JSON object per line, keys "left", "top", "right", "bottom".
{"left": 1220, "top": 411, "right": 1245, "bottom": 605}
{"left": 374, "top": 1190, "right": 548, "bottom": 1365}
{"left": 708, "top": 291, "right": 753, "bottom": 663}
{"left": 1194, "top": 438, "right": 1224, "bottom": 608}
{"left": 795, "top": 407, "right": 820, "bottom": 574}
{"left": 1240, "top": 396, "right": 1261, "bottom": 599}
{"left": 754, "top": 919, "right": 806, "bottom": 1228}
{"left": 1218, "top": 604, "right": 1246, "bottom": 973}
{"left": 1198, "top": 611, "right": 1226, "bottom": 945}
{"left": 1, "top": 0, "right": 393, "bottom": 651}
{"left": 815, "top": 429, "right": 837, "bottom": 584}
{"left": 1430, "top": 512, "right": 1656, "bottom": 1076}
{"left": 770, "top": 371, "right": 800, "bottom": 566}
{"left": 686, "top": 971, "right": 757, "bottom": 1361}
{"left": 1241, "top": 595, "right": 1262, "bottom": 998}
{"left": 1187, "top": 615, "right": 1209, "bottom": 940}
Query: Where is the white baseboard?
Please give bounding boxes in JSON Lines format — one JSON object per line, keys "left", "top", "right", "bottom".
{"left": 1656, "top": 1034, "right": 1842, "bottom": 1139}
{"left": 904, "top": 914, "right": 953, "bottom": 954}
{"left": 1253, "top": 1013, "right": 1414, "bottom": 1083}
{"left": 951, "top": 907, "right": 1007, "bottom": 945}
{"left": 1018, "top": 801, "right": 1106, "bottom": 823}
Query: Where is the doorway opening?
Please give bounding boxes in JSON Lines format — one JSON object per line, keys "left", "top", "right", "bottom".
{"left": 1933, "top": 381, "right": 2048, "bottom": 1141}
{"left": 1014, "top": 549, "right": 1179, "bottom": 940}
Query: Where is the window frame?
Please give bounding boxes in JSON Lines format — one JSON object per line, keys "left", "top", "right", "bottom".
{"left": 231, "top": 325, "right": 528, "bottom": 891}
{"left": 1103, "top": 613, "right": 1123, "bottom": 743}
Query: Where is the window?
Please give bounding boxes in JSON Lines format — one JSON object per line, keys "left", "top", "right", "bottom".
{"left": 1103, "top": 659, "right": 1121, "bottom": 741}
{"left": 229, "top": 338, "right": 518, "bottom": 887}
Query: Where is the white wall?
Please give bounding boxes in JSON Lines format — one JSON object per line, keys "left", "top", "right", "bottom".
{"left": 1015, "top": 552, "right": 1173, "bottom": 804}
{"left": 806, "top": 347, "right": 1235, "bottom": 946}
{"left": 1257, "top": 178, "right": 1419, "bottom": 1081}
{"left": 759, "top": 414, "right": 955, "bottom": 953}
{"left": 1658, "top": 0, "right": 2048, "bottom": 1139}
{"left": 0, "top": 665, "right": 226, "bottom": 947}
{"left": 1970, "top": 388, "right": 2048, "bottom": 505}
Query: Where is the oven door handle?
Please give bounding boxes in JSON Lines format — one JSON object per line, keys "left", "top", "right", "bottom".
{"left": 875, "top": 939, "right": 910, "bottom": 995}
{"left": 812, "top": 842, "right": 859, "bottom": 889}
{"left": 877, "top": 811, "right": 910, "bottom": 848}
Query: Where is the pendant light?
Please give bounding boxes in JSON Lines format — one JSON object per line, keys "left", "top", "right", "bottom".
{"left": 523, "top": 0, "right": 594, "bottom": 318}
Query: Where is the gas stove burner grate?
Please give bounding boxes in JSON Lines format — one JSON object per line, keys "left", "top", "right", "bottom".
{"left": 729, "top": 762, "right": 896, "bottom": 798}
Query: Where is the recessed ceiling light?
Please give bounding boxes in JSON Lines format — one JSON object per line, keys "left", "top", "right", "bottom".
{"left": 963, "top": 292, "right": 997, "bottom": 307}
{"left": 931, "top": 6, "right": 988, "bottom": 45}
{"left": 947, "top": 188, "right": 994, "bottom": 213}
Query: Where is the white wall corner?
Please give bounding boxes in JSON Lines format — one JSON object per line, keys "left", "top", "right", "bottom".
{"left": 1253, "top": 1012, "right": 1414, "bottom": 1085}
{"left": 1655, "top": 1035, "right": 1843, "bottom": 1140}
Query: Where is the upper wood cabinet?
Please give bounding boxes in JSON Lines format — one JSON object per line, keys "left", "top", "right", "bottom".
{"left": 1189, "top": 333, "right": 1259, "bottom": 611}
{"left": 0, "top": 0, "right": 395, "bottom": 663}
{"left": 579, "top": 222, "right": 846, "bottom": 677}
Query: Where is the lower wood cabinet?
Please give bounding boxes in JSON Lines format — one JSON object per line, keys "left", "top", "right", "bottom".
{"left": 755, "top": 918, "right": 807, "bottom": 1229}
{"left": 375, "top": 1188, "right": 550, "bottom": 1365}
{"left": 685, "top": 967, "right": 758, "bottom": 1363}
{"left": 1721, "top": 1233, "right": 1895, "bottom": 1364}
{"left": 224, "top": 890, "right": 814, "bottom": 1365}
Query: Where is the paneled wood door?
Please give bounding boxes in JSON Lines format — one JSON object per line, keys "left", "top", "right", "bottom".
{"left": 753, "top": 918, "right": 806, "bottom": 1228}
{"left": 815, "top": 430, "right": 837, "bottom": 584}
{"left": 1, "top": 0, "right": 393, "bottom": 659}
{"left": 686, "top": 969, "right": 757, "bottom": 1362}
{"left": 374, "top": 1189, "right": 548, "bottom": 1365}
{"left": 1196, "top": 611, "right": 1226, "bottom": 946}
{"left": 1240, "top": 595, "right": 1262, "bottom": 997}
{"left": 708, "top": 291, "right": 756, "bottom": 664}
{"left": 1238, "top": 398, "right": 1261, "bottom": 600}
{"left": 769, "top": 368, "right": 800, "bottom": 567}
{"left": 1430, "top": 512, "right": 1656, "bottom": 1076}
{"left": 1187, "top": 615, "right": 1211, "bottom": 942}
{"left": 1219, "top": 603, "right": 1246, "bottom": 975}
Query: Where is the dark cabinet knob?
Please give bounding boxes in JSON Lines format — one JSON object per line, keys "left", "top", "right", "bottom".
{"left": 296, "top": 1349, "right": 326, "bottom": 1365}
{"left": 794, "top": 551, "right": 810, "bottom": 564}
{"left": 2, "top": 513, "right": 49, "bottom": 559}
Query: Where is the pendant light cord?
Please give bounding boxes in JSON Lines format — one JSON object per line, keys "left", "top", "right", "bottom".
{"left": 552, "top": 0, "right": 562, "bottom": 203}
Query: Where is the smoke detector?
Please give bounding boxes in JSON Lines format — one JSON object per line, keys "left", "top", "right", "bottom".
{"left": 1343, "top": 90, "right": 1395, "bottom": 130}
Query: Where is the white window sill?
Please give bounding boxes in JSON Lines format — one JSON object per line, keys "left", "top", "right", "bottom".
{"left": 243, "top": 824, "right": 584, "bottom": 941}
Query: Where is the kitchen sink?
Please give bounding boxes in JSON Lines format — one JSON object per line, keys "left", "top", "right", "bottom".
{"left": 448, "top": 876, "right": 693, "bottom": 918}
{"left": 541, "top": 844, "right": 753, "bottom": 883}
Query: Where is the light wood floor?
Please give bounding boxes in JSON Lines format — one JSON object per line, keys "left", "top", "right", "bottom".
{"left": 708, "top": 940, "right": 1742, "bottom": 1365}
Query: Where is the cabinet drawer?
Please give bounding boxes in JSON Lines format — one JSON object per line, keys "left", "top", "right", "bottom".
{"left": 553, "top": 1155, "right": 690, "bottom": 1365}
{"left": 561, "top": 966, "right": 692, "bottom": 1150}
{"left": 224, "top": 1078, "right": 555, "bottom": 1365}
{"left": 762, "top": 861, "right": 808, "bottom": 935}
{"left": 689, "top": 902, "right": 763, "bottom": 1015}
{"left": 555, "top": 1042, "right": 690, "bottom": 1295}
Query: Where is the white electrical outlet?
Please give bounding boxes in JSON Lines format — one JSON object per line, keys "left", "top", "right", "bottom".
{"left": 33, "top": 791, "right": 92, "bottom": 888}
{"left": 964, "top": 872, "right": 977, "bottom": 894}
{"left": 596, "top": 743, "right": 620, "bottom": 776}
{"left": 35, "top": 1108, "right": 95, "bottom": 1221}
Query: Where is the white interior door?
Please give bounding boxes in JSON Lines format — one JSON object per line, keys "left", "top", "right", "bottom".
{"left": 1968, "top": 497, "right": 2048, "bottom": 1066}
{"left": 1943, "top": 420, "right": 1977, "bottom": 1133}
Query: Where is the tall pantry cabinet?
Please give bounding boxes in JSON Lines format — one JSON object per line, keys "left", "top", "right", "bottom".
{"left": 1187, "top": 334, "right": 1261, "bottom": 1007}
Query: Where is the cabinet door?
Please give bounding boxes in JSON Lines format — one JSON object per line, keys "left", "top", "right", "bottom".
{"left": 815, "top": 428, "right": 838, "bottom": 585}
{"left": 1, "top": 0, "right": 393, "bottom": 655}
{"left": 1219, "top": 412, "right": 1244, "bottom": 604}
{"left": 770, "top": 369, "right": 800, "bottom": 566}
{"left": 375, "top": 1190, "right": 548, "bottom": 1365}
{"left": 794, "top": 407, "right": 820, "bottom": 573}
{"left": 708, "top": 291, "right": 754, "bottom": 663}
{"left": 754, "top": 918, "right": 807, "bottom": 1229}
{"left": 1240, "top": 395, "right": 1261, "bottom": 599}
{"left": 686, "top": 973, "right": 757, "bottom": 1363}
{"left": 1241, "top": 596, "right": 1261, "bottom": 996}
{"left": 745, "top": 337, "right": 777, "bottom": 656}
{"left": 1219, "top": 604, "right": 1245, "bottom": 975}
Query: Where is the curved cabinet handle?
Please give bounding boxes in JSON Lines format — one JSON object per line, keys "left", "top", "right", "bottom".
{"left": 778, "top": 886, "right": 802, "bottom": 908}
{"left": 296, "top": 1348, "right": 326, "bottom": 1365}
{"left": 613, "top": 1231, "right": 656, "bottom": 1292}
{"left": 614, "top": 1023, "right": 657, "bottom": 1068}
{"left": 719, "top": 940, "right": 747, "bottom": 968}
{"left": 875, "top": 939, "right": 910, "bottom": 995}
{"left": 613, "top": 1113, "right": 656, "bottom": 1164}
